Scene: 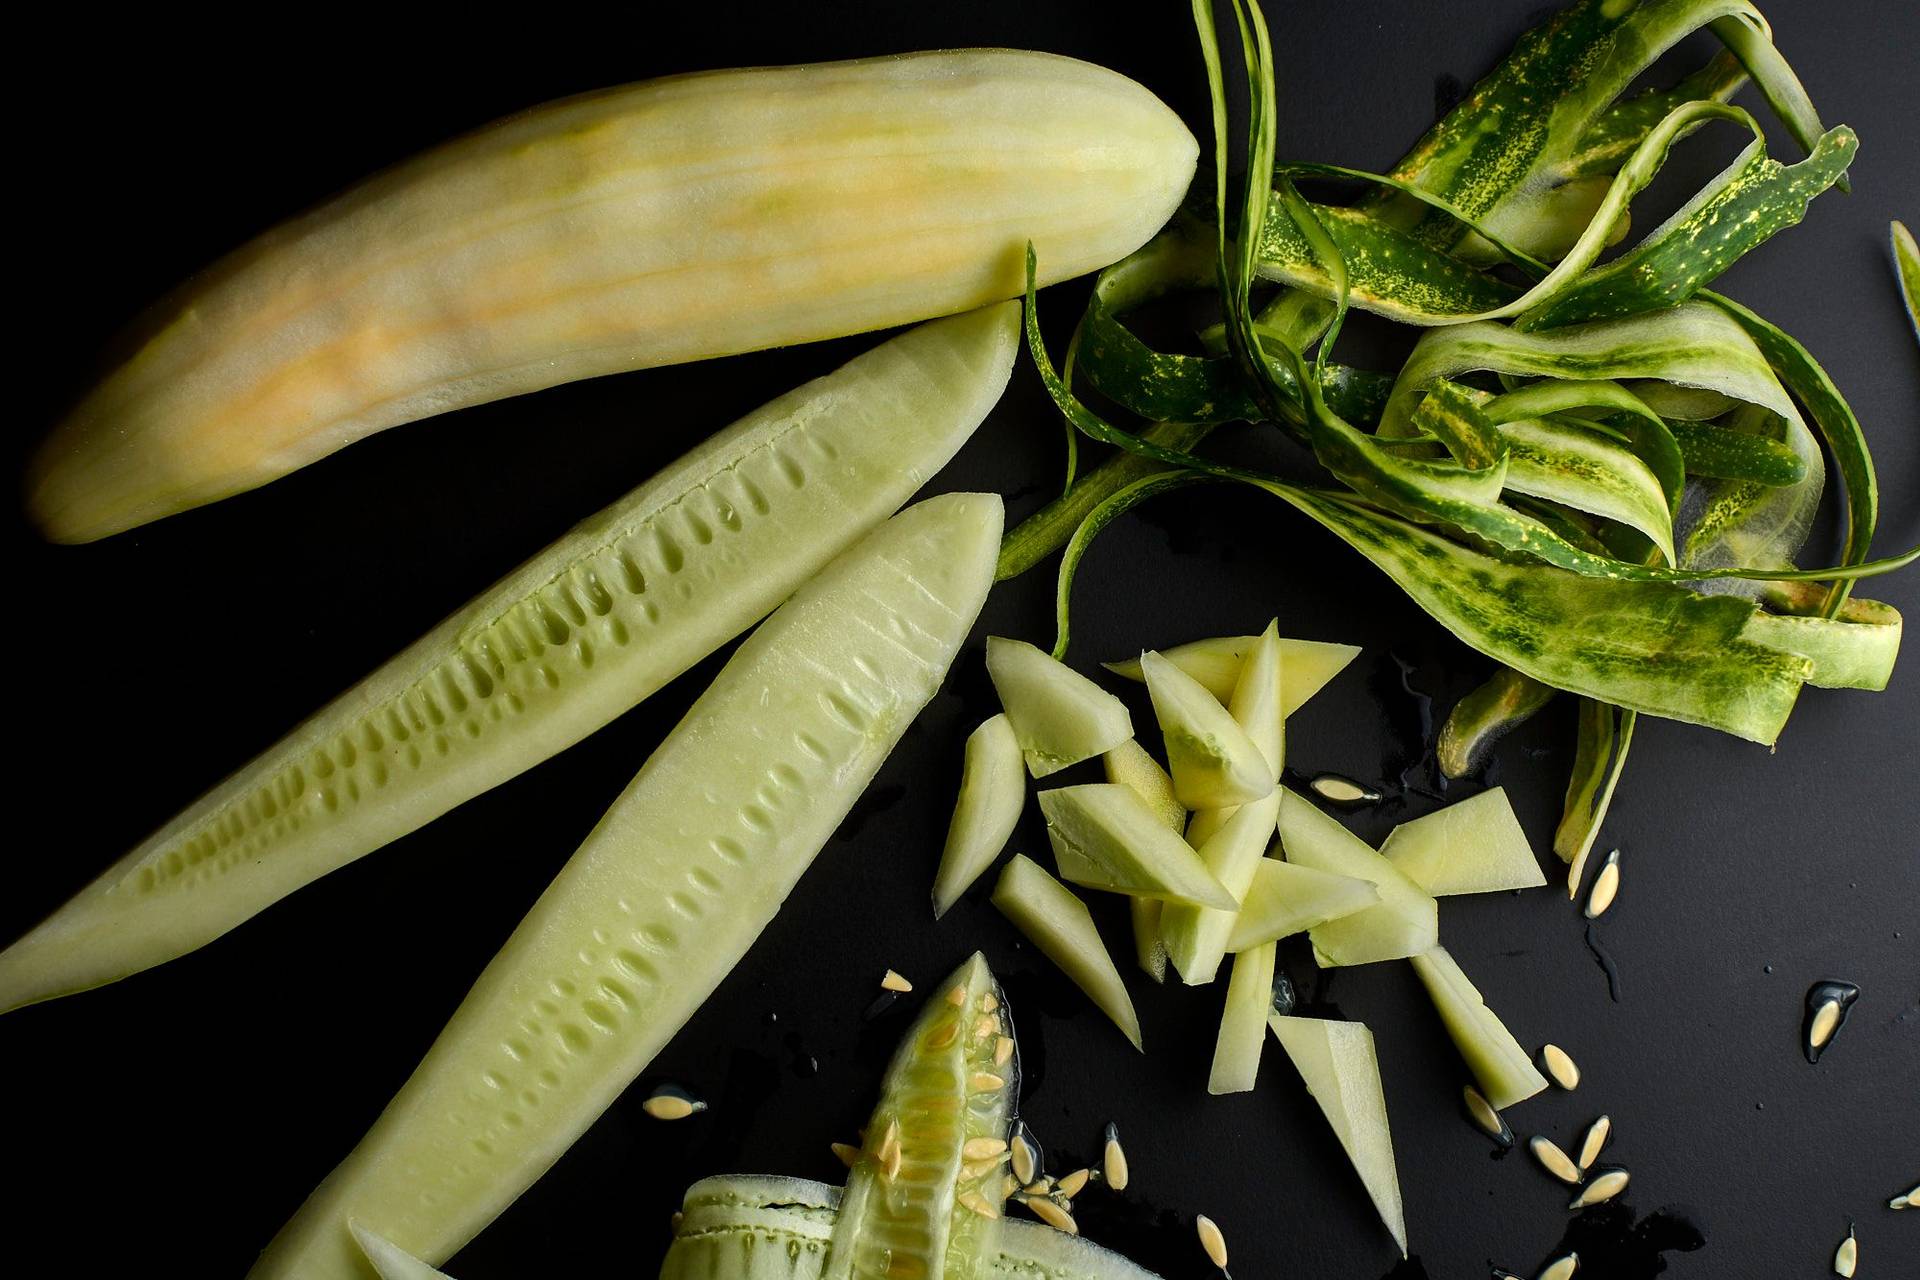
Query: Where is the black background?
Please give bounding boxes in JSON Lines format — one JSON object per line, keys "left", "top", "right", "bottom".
{"left": 4, "top": 3, "right": 1915, "bottom": 1277}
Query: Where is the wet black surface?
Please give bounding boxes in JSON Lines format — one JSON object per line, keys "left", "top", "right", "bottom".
{"left": 3, "top": 2, "right": 1916, "bottom": 1278}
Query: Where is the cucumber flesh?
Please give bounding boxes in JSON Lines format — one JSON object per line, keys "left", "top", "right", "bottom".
{"left": 1225, "top": 860, "right": 1380, "bottom": 953}
{"left": 249, "top": 492, "right": 1003, "bottom": 1279}
{"left": 1104, "top": 636, "right": 1361, "bottom": 718}
{"left": 986, "top": 639, "right": 1133, "bottom": 778}
{"left": 1226, "top": 621, "right": 1285, "bottom": 777}
{"left": 1160, "top": 794, "right": 1280, "bottom": 984}
{"left": 1127, "top": 898, "right": 1169, "bottom": 984}
{"left": 1037, "top": 785, "right": 1236, "bottom": 909}
{"left": 0, "top": 306, "right": 1018, "bottom": 1015}
{"left": 933, "top": 716, "right": 1027, "bottom": 918}
{"left": 1101, "top": 739, "right": 1188, "bottom": 833}
{"left": 1141, "top": 651, "right": 1273, "bottom": 810}
{"left": 992, "top": 855, "right": 1141, "bottom": 1050}
{"left": 1378, "top": 788, "right": 1546, "bottom": 895}
{"left": 350, "top": 1225, "right": 449, "bottom": 1280}
{"left": 1207, "top": 941, "right": 1277, "bottom": 1095}
{"left": 1408, "top": 945, "right": 1548, "bottom": 1110}
{"left": 1276, "top": 789, "right": 1438, "bottom": 967}
{"left": 1266, "top": 1015, "right": 1408, "bottom": 1257}
{"left": 827, "top": 953, "right": 1014, "bottom": 1280}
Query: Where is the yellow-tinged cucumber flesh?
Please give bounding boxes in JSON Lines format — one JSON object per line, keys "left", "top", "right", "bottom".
{"left": 991, "top": 855, "right": 1141, "bottom": 1050}
{"left": 1104, "top": 635, "right": 1361, "bottom": 716}
{"left": 1267, "top": 1015, "right": 1407, "bottom": 1257}
{"left": 1379, "top": 788, "right": 1546, "bottom": 895}
{"left": 1208, "top": 941, "right": 1277, "bottom": 1095}
{"left": 1140, "top": 651, "right": 1273, "bottom": 810}
{"left": 1276, "top": 788, "right": 1438, "bottom": 967}
{"left": 932, "top": 715, "right": 1026, "bottom": 918}
{"left": 1408, "top": 945, "right": 1549, "bottom": 1111}
{"left": 1037, "top": 784, "right": 1235, "bottom": 909}
{"left": 986, "top": 638, "right": 1133, "bottom": 777}
{"left": 1225, "top": 860, "right": 1380, "bottom": 953}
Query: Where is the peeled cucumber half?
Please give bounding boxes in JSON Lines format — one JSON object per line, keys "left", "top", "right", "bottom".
{"left": 0, "top": 306, "right": 1017, "bottom": 1016}
{"left": 249, "top": 491, "right": 1002, "bottom": 1279}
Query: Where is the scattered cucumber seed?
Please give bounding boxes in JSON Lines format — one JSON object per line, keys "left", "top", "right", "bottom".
{"left": 1541, "top": 1044, "right": 1581, "bottom": 1091}
{"left": 831, "top": 1141, "right": 861, "bottom": 1169}
{"left": 1804, "top": 980, "right": 1860, "bottom": 1062}
{"left": 1538, "top": 1255, "right": 1579, "bottom": 1280}
{"left": 1010, "top": 1129, "right": 1039, "bottom": 1185}
{"left": 1892, "top": 1182, "right": 1917, "bottom": 1209}
{"left": 1056, "top": 1168, "right": 1092, "bottom": 1198}
{"left": 958, "top": 1190, "right": 999, "bottom": 1220}
{"left": 1833, "top": 1223, "right": 1857, "bottom": 1277}
{"left": 1584, "top": 849, "right": 1621, "bottom": 919}
{"left": 1530, "top": 1135, "right": 1583, "bottom": 1185}
{"left": 1463, "top": 1085, "right": 1515, "bottom": 1147}
{"left": 1103, "top": 1122, "right": 1131, "bottom": 1191}
{"left": 641, "top": 1085, "right": 707, "bottom": 1121}
{"left": 1577, "top": 1116, "right": 1612, "bottom": 1171}
{"left": 1196, "top": 1215, "right": 1230, "bottom": 1271}
{"left": 881, "top": 969, "right": 913, "bottom": 993}
{"left": 1025, "top": 1195, "right": 1079, "bottom": 1235}
{"left": 1569, "top": 1167, "right": 1630, "bottom": 1208}
{"left": 1309, "top": 774, "right": 1382, "bottom": 805}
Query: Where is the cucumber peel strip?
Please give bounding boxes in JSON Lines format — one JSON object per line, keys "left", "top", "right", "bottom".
{"left": 1895, "top": 221, "right": 1920, "bottom": 343}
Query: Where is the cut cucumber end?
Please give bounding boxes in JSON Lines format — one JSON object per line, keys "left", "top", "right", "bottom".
{"left": 985, "top": 638, "right": 1132, "bottom": 778}
{"left": 992, "top": 855, "right": 1142, "bottom": 1050}
{"left": 1141, "top": 651, "right": 1275, "bottom": 810}
{"left": 1225, "top": 858, "right": 1381, "bottom": 953}
{"left": 1127, "top": 896, "right": 1170, "bottom": 984}
{"left": 1379, "top": 788, "right": 1546, "bottom": 896}
{"left": 1277, "top": 789, "right": 1438, "bottom": 967}
{"left": 1104, "top": 635, "right": 1362, "bottom": 718}
{"left": 1409, "top": 945, "right": 1548, "bottom": 1111}
{"left": 1038, "top": 784, "right": 1236, "bottom": 909}
{"left": 933, "top": 715, "right": 1027, "bottom": 918}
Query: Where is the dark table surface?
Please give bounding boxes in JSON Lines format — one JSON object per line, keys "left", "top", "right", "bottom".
{"left": 5, "top": 2, "right": 1915, "bottom": 1277}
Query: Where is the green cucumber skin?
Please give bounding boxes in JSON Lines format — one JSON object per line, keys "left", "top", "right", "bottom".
{"left": 249, "top": 492, "right": 1003, "bottom": 1280}
{"left": 0, "top": 307, "right": 1016, "bottom": 1015}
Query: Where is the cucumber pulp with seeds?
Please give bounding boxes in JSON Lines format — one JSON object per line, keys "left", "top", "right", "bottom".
{"left": 992, "top": 854, "right": 1141, "bottom": 1050}
{"left": 249, "top": 492, "right": 1003, "bottom": 1280}
{"left": 1409, "top": 945, "right": 1548, "bottom": 1111}
{"left": 1378, "top": 788, "right": 1547, "bottom": 896}
{"left": 933, "top": 715, "right": 1027, "bottom": 919}
{"left": 0, "top": 306, "right": 1018, "bottom": 1016}
{"left": 1225, "top": 859, "right": 1380, "bottom": 953}
{"left": 1140, "top": 650, "right": 1274, "bottom": 810}
{"left": 1103, "top": 635, "right": 1360, "bottom": 716}
{"left": 1275, "top": 788, "right": 1438, "bottom": 967}
{"left": 1037, "top": 785, "right": 1236, "bottom": 909}
{"left": 985, "top": 638, "right": 1134, "bottom": 777}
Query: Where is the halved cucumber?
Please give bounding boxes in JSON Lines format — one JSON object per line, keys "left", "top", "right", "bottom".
{"left": 1267, "top": 1015, "right": 1407, "bottom": 1257}
{"left": 1104, "top": 636, "right": 1361, "bottom": 717}
{"left": 1140, "top": 652, "right": 1273, "bottom": 810}
{"left": 1037, "top": 785, "right": 1235, "bottom": 909}
{"left": 933, "top": 716, "right": 1027, "bottom": 918}
{"left": 992, "top": 855, "right": 1141, "bottom": 1050}
{"left": 986, "top": 639, "right": 1134, "bottom": 777}
{"left": 0, "top": 306, "right": 1018, "bottom": 1015}
{"left": 1225, "top": 860, "right": 1380, "bottom": 953}
{"left": 1378, "top": 788, "right": 1545, "bottom": 896}
{"left": 1275, "top": 789, "right": 1438, "bottom": 968}
{"left": 249, "top": 492, "right": 1003, "bottom": 1279}
{"left": 1207, "top": 941, "right": 1276, "bottom": 1095}
{"left": 1408, "top": 945, "right": 1547, "bottom": 1110}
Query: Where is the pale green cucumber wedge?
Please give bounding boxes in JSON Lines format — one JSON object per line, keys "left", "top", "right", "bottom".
{"left": 0, "top": 307, "right": 1017, "bottom": 1016}
{"left": 1104, "top": 636, "right": 1360, "bottom": 717}
{"left": 1207, "top": 941, "right": 1277, "bottom": 1095}
{"left": 1037, "top": 785, "right": 1235, "bottom": 909}
{"left": 992, "top": 855, "right": 1142, "bottom": 1050}
{"left": 1140, "top": 651, "right": 1273, "bottom": 810}
{"left": 827, "top": 953, "right": 1014, "bottom": 1280}
{"left": 1267, "top": 1015, "right": 1407, "bottom": 1258}
{"left": 249, "top": 492, "right": 1003, "bottom": 1280}
{"left": 1226, "top": 622, "right": 1285, "bottom": 776}
{"left": 1161, "top": 794, "right": 1280, "bottom": 985}
{"left": 1225, "top": 860, "right": 1380, "bottom": 953}
{"left": 933, "top": 715, "right": 1027, "bottom": 918}
{"left": 1408, "top": 945, "right": 1548, "bottom": 1111}
{"left": 1128, "top": 899, "right": 1169, "bottom": 984}
{"left": 1101, "top": 741, "right": 1185, "bottom": 983}
{"left": 1276, "top": 789, "right": 1438, "bottom": 968}
{"left": 1378, "top": 788, "right": 1546, "bottom": 896}
{"left": 350, "top": 1225, "right": 448, "bottom": 1280}
{"left": 986, "top": 638, "right": 1134, "bottom": 777}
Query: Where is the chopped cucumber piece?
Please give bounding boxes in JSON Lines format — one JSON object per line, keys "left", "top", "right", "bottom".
{"left": 1160, "top": 794, "right": 1279, "bottom": 984}
{"left": 1102, "top": 738, "right": 1188, "bottom": 832}
{"left": 350, "top": 1224, "right": 448, "bottom": 1280}
{"left": 1208, "top": 941, "right": 1277, "bottom": 1095}
{"left": 1104, "top": 635, "right": 1361, "bottom": 717}
{"left": 1379, "top": 788, "right": 1546, "bottom": 895}
{"left": 1276, "top": 788, "right": 1438, "bottom": 967}
{"left": 992, "top": 855, "right": 1141, "bottom": 1049}
{"left": 986, "top": 638, "right": 1133, "bottom": 777}
{"left": 1128, "top": 897, "right": 1169, "bottom": 984}
{"left": 932, "top": 715, "right": 1026, "bottom": 918}
{"left": 0, "top": 309, "right": 1018, "bottom": 1015}
{"left": 1226, "top": 859, "right": 1381, "bottom": 953}
{"left": 1267, "top": 1015, "right": 1408, "bottom": 1257}
{"left": 828, "top": 953, "right": 1014, "bottom": 1280}
{"left": 1038, "top": 785, "right": 1236, "bottom": 909}
{"left": 1409, "top": 945, "right": 1548, "bottom": 1110}
{"left": 251, "top": 493, "right": 1002, "bottom": 1278}
{"left": 1141, "top": 651, "right": 1274, "bottom": 809}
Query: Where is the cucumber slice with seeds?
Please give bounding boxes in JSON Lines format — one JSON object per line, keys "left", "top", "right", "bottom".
{"left": 1141, "top": 652, "right": 1273, "bottom": 810}
{"left": 1276, "top": 788, "right": 1438, "bottom": 967}
{"left": 1207, "top": 940, "right": 1277, "bottom": 1095}
{"left": 0, "top": 306, "right": 1017, "bottom": 1015}
{"left": 1225, "top": 859, "right": 1381, "bottom": 953}
{"left": 986, "top": 638, "right": 1133, "bottom": 778}
{"left": 1104, "top": 636, "right": 1360, "bottom": 717}
{"left": 251, "top": 493, "right": 1002, "bottom": 1279}
{"left": 1267, "top": 1015, "right": 1407, "bottom": 1257}
{"left": 1379, "top": 788, "right": 1546, "bottom": 896}
{"left": 992, "top": 855, "right": 1141, "bottom": 1050}
{"left": 827, "top": 953, "right": 1015, "bottom": 1280}
{"left": 1037, "top": 785, "right": 1235, "bottom": 909}
{"left": 1409, "top": 945, "right": 1548, "bottom": 1110}
{"left": 933, "top": 715, "right": 1027, "bottom": 918}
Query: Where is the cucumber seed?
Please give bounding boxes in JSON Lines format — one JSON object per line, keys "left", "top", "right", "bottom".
{"left": 641, "top": 1085, "right": 707, "bottom": 1121}
{"left": 1537, "top": 1255, "right": 1579, "bottom": 1280}
{"left": 946, "top": 984, "right": 968, "bottom": 1007}
{"left": 963, "top": 1137, "right": 1008, "bottom": 1160}
{"left": 970, "top": 1072, "right": 1007, "bottom": 1093}
{"left": 831, "top": 1141, "right": 862, "bottom": 1168}
{"left": 1103, "top": 1122, "right": 1131, "bottom": 1191}
{"left": 1540, "top": 1044, "right": 1581, "bottom": 1091}
{"left": 958, "top": 1190, "right": 999, "bottom": 1220}
{"left": 1196, "top": 1215, "right": 1230, "bottom": 1271}
{"left": 1833, "top": 1223, "right": 1857, "bottom": 1277}
{"left": 1569, "top": 1167, "right": 1629, "bottom": 1208}
{"left": 1025, "top": 1195, "right": 1079, "bottom": 1235}
{"left": 1584, "top": 849, "right": 1620, "bottom": 919}
{"left": 1309, "top": 774, "right": 1380, "bottom": 805}
{"left": 1530, "top": 1135, "right": 1582, "bottom": 1184}
{"left": 881, "top": 969, "right": 913, "bottom": 993}
{"left": 1463, "top": 1085, "right": 1514, "bottom": 1147}
{"left": 1576, "top": 1116, "right": 1611, "bottom": 1171}
{"left": 1055, "top": 1168, "right": 1091, "bottom": 1198}
{"left": 1803, "top": 980, "right": 1859, "bottom": 1063}
{"left": 1010, "top": 1130, "right": 1039, "bottom": 1185}
{"left": 994, "top": 1035, "right": 1015, "bottom": 1067}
